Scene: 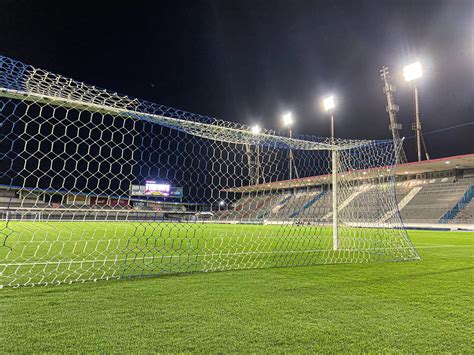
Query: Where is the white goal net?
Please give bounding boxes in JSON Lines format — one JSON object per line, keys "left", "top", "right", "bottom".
{"left": 0, "top": 56, "right": 419, "bottom": 287}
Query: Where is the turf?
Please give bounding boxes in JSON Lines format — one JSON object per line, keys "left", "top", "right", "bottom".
{"left": 0, "top": 229, "right": 473, "bottom": 352}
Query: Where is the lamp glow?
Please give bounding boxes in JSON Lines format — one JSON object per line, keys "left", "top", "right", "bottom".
{"left": 282, "top": 112, "right": 293, "bottom": 126}
{"left": 403, "top": 61, "right": 422, "bottom": 81}
{"left": 251, "top": 125, "right": 261, "bottom": 134}
{"left": 323, "top": 95, "right": 335, "bottom": 112}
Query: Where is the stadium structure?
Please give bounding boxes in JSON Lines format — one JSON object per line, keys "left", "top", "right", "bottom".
{"left": 1, "top": 154, "right": 473, "bottom": 228}
{"left": 0, "top": 55, "right": 472, "bottom": 288}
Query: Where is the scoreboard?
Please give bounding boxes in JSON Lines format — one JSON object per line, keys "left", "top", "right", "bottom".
{"left": 131, "top": 182, "right": 183, "bottom": 198}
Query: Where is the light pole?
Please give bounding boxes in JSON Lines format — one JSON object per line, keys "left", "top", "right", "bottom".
{"left": 403, "top": 61, "right": 429, "bottom": 161}
{"left": 323, "top": 96, "right": 336, "bottom": 143}
{"left": 249, "top": 124, "right": 262, "bottom": 184}
{"left": 323, "top": 95, "right": 338, "bottom": 251}
{"left": 282, "top": 112, "right": 298, "bottom": 180}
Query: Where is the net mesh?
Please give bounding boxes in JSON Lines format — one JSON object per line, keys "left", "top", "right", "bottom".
{"left": 0, "top": 56, "right": 419, "bottom": 287}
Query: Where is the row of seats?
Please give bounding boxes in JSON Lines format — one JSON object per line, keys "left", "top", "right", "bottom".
{"left": 451, "top": 199, "right": 474, "bottom": 223}
{"left": 400, "top": 178, "right": 471, "bottom": 223}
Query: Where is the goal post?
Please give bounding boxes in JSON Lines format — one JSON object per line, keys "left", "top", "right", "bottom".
{"left": 0, "top": 56, "right": 419, "bottom": 288}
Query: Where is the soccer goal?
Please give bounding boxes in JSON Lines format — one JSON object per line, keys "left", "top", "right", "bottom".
{"left": 0, "top": 56, "right": 419, "bottom": 287}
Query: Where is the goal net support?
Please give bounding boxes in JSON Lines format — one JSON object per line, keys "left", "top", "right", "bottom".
{"left": 0, "top": 56, "right": 419, "bottom": 287}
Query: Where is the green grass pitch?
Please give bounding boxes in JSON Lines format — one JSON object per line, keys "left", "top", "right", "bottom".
{"left": 0, "top": 227, "right": 472, "bottom": 352}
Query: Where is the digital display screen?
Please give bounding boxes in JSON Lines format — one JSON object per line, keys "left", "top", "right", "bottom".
{"left": 145, "top": 181, "right": 170, "bottom": 196}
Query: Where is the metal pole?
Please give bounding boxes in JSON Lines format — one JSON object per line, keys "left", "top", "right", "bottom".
{"left": 421, "top": 133, "right": 430, "bottom": 160}
{"left": 256, "top": 144, "right": 260, "bottom": 184}
{"left": 331, "top": 114, "right": 338, "bottom": 250}
{"left": 288, "top": 128, "right": 293, "bottom": 180}
{"left": 245, "top": 143, "right": 256, "bottom": 185}
{"left": 414, "top": 86, "right": 422, "bottom": 162}
{"left": 330, "top": 115, "right": 334, "bottom": 143}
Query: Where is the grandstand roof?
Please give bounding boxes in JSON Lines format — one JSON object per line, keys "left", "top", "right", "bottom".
{"left": 395, "top": 153, "right": 474, "bottom": 174}
{"left": 225, "top": 153, "right": 474, "bottom": 193}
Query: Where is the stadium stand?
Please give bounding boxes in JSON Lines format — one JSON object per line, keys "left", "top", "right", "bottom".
{"left": 400, "top": 177, "right": 472, "bottom": 223}
{"left": 445, "top": 183, "right": 474, "bottom": 224}
{"left": 271, "top": 190, "right": 322, "bottom": 220}
{"left": 220, "top": 154, "right": 474, "bottom": 229}
{"left": 451, "top": 198, "right": 474, "bottom": 224}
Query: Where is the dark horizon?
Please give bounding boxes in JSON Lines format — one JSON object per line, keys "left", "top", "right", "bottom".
{"left": 1, "top": 0, "right": 473, "bottom": 161}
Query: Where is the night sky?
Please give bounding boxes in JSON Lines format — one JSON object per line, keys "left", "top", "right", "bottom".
{"left": 1, "top": 0, "right": 473, "bottom": 161}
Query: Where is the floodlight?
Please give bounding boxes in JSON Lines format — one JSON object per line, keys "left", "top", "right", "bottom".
{"left": 219, "top": 200, "right": 225, "bottom": 206}
{"left": 323, "top": 95, "right": 335, "bottom": 112}
{"left": 403, "top": 61, "right": 422, "bottom": 81}
{"left": 282, "top": 112, "right": 293, "bottom": 126}
{"left": 251, "top": 125, "right": 261, "bottom": 134}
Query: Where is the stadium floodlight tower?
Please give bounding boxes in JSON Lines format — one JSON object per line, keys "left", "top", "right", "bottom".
{"left": 282, "top": 111, "right": 299, "bottom": 179}
{"left": 323, "top": 95, "right": 339, "bottom": 250}
{"left": 403, "top": 61, "right": 430, "bottom": 162}
{"left": 380, "top": 66, "right": 407, "bottom": 163}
